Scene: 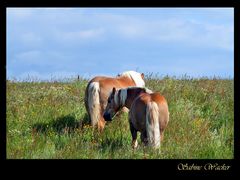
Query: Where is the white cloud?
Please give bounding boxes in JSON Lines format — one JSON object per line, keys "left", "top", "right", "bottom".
{"left": 114, "top": 16, "right": 233, "bottom": 51}
{"left": 61, "top": 28, "right": 105, "bottom": 40}
{"left": 7, "top": 8, "right": 233, "bottom": 79}
{"left": 14, "top": 50, "right": 42, "bottom": 65}
{"left": 18, "top": 32, "right": 43, "bottom": 48}
{"left": 12, "top": 50, "right": 77, "bottom": 70}
{"left": 202, "top": 24, "right": 233, "bottom": 51}
{"left": 7, "top": 8, "right": 233, "bottom": 51}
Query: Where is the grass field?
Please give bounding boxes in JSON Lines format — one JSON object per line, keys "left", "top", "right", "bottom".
{"left": 6, "top": 75, "right": 234, "bottom": 159}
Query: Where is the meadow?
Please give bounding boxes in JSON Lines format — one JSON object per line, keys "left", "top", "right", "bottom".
{"left": 6, "top": 75, "right": 234, "bottom": 159}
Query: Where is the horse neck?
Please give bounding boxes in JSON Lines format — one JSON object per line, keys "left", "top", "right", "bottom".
{"left": 123, "top": 94, "right": 131, "bottom": 109}
{"left": 124, "top": 91, "right": 145, "bottom": 109}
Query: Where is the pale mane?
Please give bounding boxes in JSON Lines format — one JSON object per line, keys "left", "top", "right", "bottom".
{"left": 119, "top": 71, "right": 145, "bottom": 87}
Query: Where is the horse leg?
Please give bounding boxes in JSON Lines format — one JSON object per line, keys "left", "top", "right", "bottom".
{"left": 140, "top": 131, "right": 148, "bottom": 146}
{"left": 160, "top": 131, "right": 164, "bottom": 142}
{"left": 98, "top": 116, "right": 106, "bottom": 132}
{"left": 130, "top": 122, "right": 138, "bottom": 149}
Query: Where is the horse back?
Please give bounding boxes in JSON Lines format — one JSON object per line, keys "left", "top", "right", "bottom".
{"left": 87, "top": 76, "right": 136, "bottom": 111}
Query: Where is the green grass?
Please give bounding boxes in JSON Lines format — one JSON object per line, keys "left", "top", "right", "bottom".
{"left": 6, "top": 75, "right": 234, "bottom": 159}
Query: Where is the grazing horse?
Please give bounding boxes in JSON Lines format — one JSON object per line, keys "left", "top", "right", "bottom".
{"left": 84, "top": 71, "right": 145, "bottom": 131}
{"left": 103, "top": 87, "right": 169, "bottom": 149}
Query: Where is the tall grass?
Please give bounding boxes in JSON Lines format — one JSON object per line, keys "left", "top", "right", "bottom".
{"left": 6, "top": 75, "right": 234, "bottom": 159}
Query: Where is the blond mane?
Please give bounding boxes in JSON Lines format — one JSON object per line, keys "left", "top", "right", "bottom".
{"left": 118, "top": 71, "right": 145, "bottom": 87}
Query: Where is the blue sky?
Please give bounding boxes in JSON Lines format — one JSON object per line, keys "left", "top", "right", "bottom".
{"left": 7, "top": 8, "right": 234, "bottom": 80}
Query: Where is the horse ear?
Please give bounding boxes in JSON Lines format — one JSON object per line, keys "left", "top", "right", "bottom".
{"left": 141, "top": 73, "right": 144, "bottom": 79}
{"left": 112, "top": 87, "right": 116, "bottom": 94}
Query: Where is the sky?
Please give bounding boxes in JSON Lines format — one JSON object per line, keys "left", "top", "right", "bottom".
{"left": 7, "top": 8, "right": 234, "bottom": 80}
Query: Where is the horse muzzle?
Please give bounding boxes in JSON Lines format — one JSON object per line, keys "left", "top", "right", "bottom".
{"left": 103, "top": 112, "right": 112, "bottom": 121}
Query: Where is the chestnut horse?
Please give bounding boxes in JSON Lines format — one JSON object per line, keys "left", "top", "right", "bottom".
{"left": 103, "top": 87, "right": 169, "bottom": 149}
{"left": 84, "top": 71, "right": 145, "bottom": 131}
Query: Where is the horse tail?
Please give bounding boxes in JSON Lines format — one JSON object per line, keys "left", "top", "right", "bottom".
{"left": 87, "top": 82, "right": 101, "bottom": 127}
{"left": 146, "top": 101, "right": 160, "bottom": 148}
